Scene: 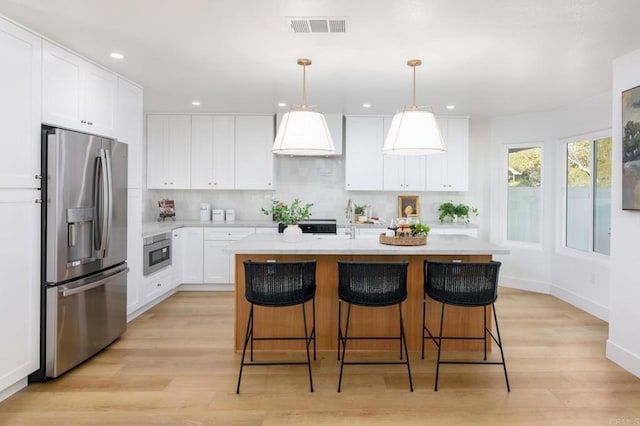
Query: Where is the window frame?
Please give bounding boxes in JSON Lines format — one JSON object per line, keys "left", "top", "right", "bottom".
{"left": 559, "top": 129, "right": 611, "bottom": 259}
{"left": 503, "top": 142, "right": 544, "bottom": 249}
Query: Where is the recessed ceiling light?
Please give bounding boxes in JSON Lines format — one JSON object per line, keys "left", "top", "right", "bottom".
{"left": 362, "top": 103, "right": 372, "bottom": 108}
{"left": 110, "top": 52, "right": 124, "bottom": 60}
{"left": 446, "top": 105, "right": 455, "bottom": 110}
{"left": 277, "top": 102, "right": 287, "bottom": 107}
{"left": 192, "top": 101, "right": 201, "bottom": 106}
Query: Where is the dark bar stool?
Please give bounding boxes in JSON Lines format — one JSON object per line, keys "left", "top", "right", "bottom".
{"left": 236, "top": 260, "right": 317, "bottom": 393}
{"left": 337, "top": 261, "right": 413, "bottom": 392}
{"left": 422, "top": 260, "right": 510, "bottom": 391}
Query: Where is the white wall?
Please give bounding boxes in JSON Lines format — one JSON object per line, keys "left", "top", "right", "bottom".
{"left": 490, "top": 112, "right": 554, "bottom": 293}
{"left": 489, "top": 92, "right": 613, "bottom": 323}
{"left": 550, "top": 92, "right": 612, "bottom": 321}
{"left": 607, "top": 48, "right": 640, "bottom": 377}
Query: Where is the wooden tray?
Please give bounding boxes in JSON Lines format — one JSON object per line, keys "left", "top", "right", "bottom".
{"left": 379, "top": 233, "right": 427, "bottom": 246}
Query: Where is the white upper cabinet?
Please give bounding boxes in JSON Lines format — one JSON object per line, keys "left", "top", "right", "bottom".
{"left": 382, "top": 116, "right": 427, "bottom": 192}
{"left": 426, "top": 117, "right": 469, "bottom": 191}
{"left": 146, "top": 115, "right": 191, "bottom": 189}
{"left": 345, "top": 116, "right": 384, "bottom": 191}
{"left": 235, "top": 115, "right": 275, "bottom": 190}
{"left": 42, "top": 41, "right": 116, "bottom": 138}
{"left": 191, "top": 115, "right": 235, "bottom": 189}
{"left": 0, "top": 18, "right": 41, "bottom": 189}
{"left": 115, "top": 78, "right": 143, "bottom": 189}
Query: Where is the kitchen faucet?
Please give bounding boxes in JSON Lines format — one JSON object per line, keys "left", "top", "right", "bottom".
{"left": 345, "top": 199, "right": 357, "bottom": 239}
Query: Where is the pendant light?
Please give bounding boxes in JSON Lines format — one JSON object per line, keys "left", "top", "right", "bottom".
{"left": 383, "top": 59, "right": 445, "bottom": 155}
{"left": 272, "top": 58, "right": 335, "bottom": 156}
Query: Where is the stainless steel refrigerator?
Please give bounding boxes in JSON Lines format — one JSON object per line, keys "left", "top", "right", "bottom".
{"left": 32, "top": 126, "right": 128, "bottom": 380}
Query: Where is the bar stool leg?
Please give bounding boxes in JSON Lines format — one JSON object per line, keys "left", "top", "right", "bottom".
{"left": 337, "top": 303, "right": 352, "bottom": 392}
{"left": 337, "top": 299, "right": 342, "bottom": 360}
{"left": 421, "top": 295, "right": 427, "bottom": 359}
{"left": 399, "top": 303, "right": 413, "bottom": 392}
{"left": 483, "top": 305, "right": 488, "bottom": 360}
{"left": 493, "top": 304, "right": 511, "bottom": 392}
{"left": 434, "top": 302, "right": 445, "bottom": 391}
{"left": 312, "top": 297, "right": 317, "bottom": 361}
{"left": 301, "top": 301, "right": 314, "bottom": 392}
{"left": 236, "top": 304, "right": 254, "bottom": 394}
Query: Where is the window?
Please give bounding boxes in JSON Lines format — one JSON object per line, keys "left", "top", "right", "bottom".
{"left": 565, "top": 137, "right": 611, "bottom": 255}
{"left": 507, "top": 145, "right": 542, "bottom": 243}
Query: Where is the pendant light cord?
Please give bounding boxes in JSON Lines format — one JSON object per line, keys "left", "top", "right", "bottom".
{"left": 302, "top": 62, "right": 307, "bottom": 109}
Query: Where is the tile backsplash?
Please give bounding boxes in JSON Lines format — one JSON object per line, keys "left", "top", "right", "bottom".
{"left": 144, "top": 155, "right": 475, "bottom": 224}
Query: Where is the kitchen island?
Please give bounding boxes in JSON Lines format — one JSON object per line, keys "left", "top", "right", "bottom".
{"left": 226, "top": 233, "right": 509, "bottom": 352}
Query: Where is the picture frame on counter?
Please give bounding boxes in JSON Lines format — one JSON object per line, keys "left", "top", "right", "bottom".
{"left": 398, "top": 195, "right": 420, "bottom": 218}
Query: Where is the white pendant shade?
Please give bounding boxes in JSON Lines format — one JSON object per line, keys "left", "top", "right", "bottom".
{"left": 383, "top": 107, "right": 446, "bottom": 155}
{"left": 272, "top": 109, "right": 335, "bottom": 156}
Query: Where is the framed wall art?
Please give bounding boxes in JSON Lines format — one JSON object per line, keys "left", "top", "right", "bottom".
{"left": 398, "top": 195, "right": 420, "bottom": 217}
{"left": 622, "top": 85, "right": 640, "bottom": 210}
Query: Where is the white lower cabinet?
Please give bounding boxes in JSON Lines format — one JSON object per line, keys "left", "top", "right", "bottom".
{"left": 143, "top": 266, "right": 173, "bottom": 304}
{"left": 0, "top": 189, "right": 40, "bottom": 392}
{"left": 126, "top": 189, "right": 143, "bottom": 315}
{"left": 180, "top": 227, "right": 204, "bottom": 284}
{"left": 203, "top": 227, "right": 254, "bottom": 284}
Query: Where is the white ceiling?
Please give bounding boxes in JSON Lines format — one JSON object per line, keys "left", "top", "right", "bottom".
{"left": 1, "top": 0, "right": 639, "bottom": 118}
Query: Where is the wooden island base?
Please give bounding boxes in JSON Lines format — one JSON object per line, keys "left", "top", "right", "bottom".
{"left": 234, "top": 253, "right": 493, "bottom": 353}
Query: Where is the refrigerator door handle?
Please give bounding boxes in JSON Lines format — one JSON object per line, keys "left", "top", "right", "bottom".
{"left": 60, "top": 267, "right": 129, "bottom": 297}
{"left": 103, "top": 148, "right": 113, "bottom": 257}
{"left": 95, "top": 148, "right": 110, "bottom": 259}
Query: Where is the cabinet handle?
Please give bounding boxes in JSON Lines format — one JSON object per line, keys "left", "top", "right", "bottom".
{"left": 81, "top": 120, "right": 87, "bottom": 124}
{"left": 164, "top": 182, "right": 168, "bottom": 185}
{"left": 35, "top": 174, "right": 42, "bottom": 180}
{"left": 35, "top": 199, "right": 43, "bottom": 204}
{"left": 87, "top": 122, "right": 93, "bottom": 126}
{"left": 157, "top": 283, "right": 161, "bottom": 287}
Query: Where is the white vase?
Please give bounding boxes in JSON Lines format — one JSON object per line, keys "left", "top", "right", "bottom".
{"left": 282, "top": 224, "right": 303, "bottom": 243}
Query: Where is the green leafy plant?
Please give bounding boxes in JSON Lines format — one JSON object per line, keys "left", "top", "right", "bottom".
{"left": 354, "top": 204, "right": 369, "bottom": 215}
{"left": 438, "top": 201, "right": 478, "bottom": 224}
{"left": 262, "top": 198, "right": 313, "bottom": 225}
{"left": 410, "top": 223, "right": 431, "bottom": 236}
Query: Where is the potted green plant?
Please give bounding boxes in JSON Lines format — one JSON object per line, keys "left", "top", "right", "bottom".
{"left": 410, "top": 223, "right": 431, "bottom": 236}
{"left": 262, "top": 198, "right": 313, "bottom": 241}
{"left": 437, "top": 201, "right": 478, "bottom": 224}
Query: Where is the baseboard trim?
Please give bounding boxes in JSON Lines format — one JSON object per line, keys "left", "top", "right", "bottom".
{"left": 606, "top": 339, "right": 640, "bottom": 379}
{"left": 127, "top": 289, "right": 177, "bottom": 322}
{"left": 499, "top": 274, "right": 550, "bottom": 293}
{"left": 0, "top": 377, "right": 27, "bottom": 403}
{"left": 551, "top": 284, "right": 609, "bottom": 321}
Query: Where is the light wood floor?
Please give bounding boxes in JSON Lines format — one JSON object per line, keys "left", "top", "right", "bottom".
{"left": 1, "top": 288, "right": 639, "bottom": 425}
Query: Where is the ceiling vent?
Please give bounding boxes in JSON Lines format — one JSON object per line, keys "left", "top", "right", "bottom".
{"left": 287, "top": 17, "right": 347, "bottom": 33}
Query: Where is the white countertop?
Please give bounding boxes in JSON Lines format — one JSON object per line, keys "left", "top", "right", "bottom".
{"left": 224, "top": 232, "right": 508, "bottom": 255}
{"left": 141, "top": 219, "right": 479, "bottom": 238}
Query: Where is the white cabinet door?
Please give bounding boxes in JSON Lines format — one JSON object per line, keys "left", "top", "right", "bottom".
{"left": 126, "top": 189, "right": 143, "bottom": 315}
{"left": 0, "top": 19, "right": 41, "bottom": 189}
{"left": 235, "top": 115, "right": 275, "bottom": 190}
{"left": 115, "top": 78, "right": 143, "bottom": 189}
{"left": 403, "top": 156, "right": 427, "bottom": 191}
{"left": 203, "top": 241, "right": 229, "bottom": 284}
{"left": 181, "top": 227, "right": 204, "bottom": 284}
{"left": 42, "top": 41, "right": 116, "bottom": 137}
{"left": 146, "top": 115, "right": 191, "bottom": 189}
{"left": 203, "top": 228, "right": 254, "bottom": 284}
{"left": 427, "top": 117, "right": 469, "bottom": 191}
{"left": 191, "top": 115, "right": 235, "bottom": 189}
{"left": 81, "top": 62, "right": 116, "bottom": 137}
{"left": 171, "top": 228, "right": 184, "bottom": 287}
{"left": 190, "top": 115, "right": 214, "bottom": 189}
{"left": 211, "top": 116, "right": 236, "bottom": 189}
{"left": 345, "top": 116, "right": 384, "bottom": 191}
{"left": 0, "top": 189, "right": 40, "bottom": 391}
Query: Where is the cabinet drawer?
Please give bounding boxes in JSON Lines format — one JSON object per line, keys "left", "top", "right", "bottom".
{"left": 203, "top": 227, "right": 254, "bottom": 241}
{"left": 143, "top": 267, "right": 172, "bottom": 302}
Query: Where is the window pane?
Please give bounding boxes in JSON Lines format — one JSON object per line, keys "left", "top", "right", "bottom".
{"left": 507, "top": 147, "right": 541, "bottom": 243}
{"left": 594, "top": 137, "right": 611, "bottom": 255}
{"left": 566, "top": 140, "right": 591, "bottom": 252}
